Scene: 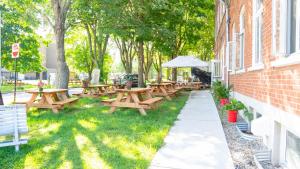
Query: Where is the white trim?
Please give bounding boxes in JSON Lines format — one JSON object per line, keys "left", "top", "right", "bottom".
{"left": 239, "top": 7, "right": 245, "bottom": 70}
{"left": 233, "top": 91, "right": 300, "bottom": 138}
{"left": 248, "top": 63, "right": 264, "bottom": 71}
{"left": 271, "top": 52, "right": 300, "bottom": 67}
{"left": 252, "top": 0, "right": 264, "bottom": 66}
{"left": 235, "top": 68, "right": 246, "bottom": 74}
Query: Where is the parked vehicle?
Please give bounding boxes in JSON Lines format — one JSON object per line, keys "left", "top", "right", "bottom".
{"left": 122, "top": 74, "right": 138, "bottom": 87}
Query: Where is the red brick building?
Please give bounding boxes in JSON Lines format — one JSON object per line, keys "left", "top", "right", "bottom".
{"left": 214, "top": 0, "right": 300, "bottom": 168}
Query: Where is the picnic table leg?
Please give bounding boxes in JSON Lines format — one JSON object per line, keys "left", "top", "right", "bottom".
{"left": 145, "top": 90, "right": 153, "bottom": 100}
{"left": 160, "top": 87, "right": 171, "bottom": 101}
{"left": 109, "top": 92, "right": 124, "bottom": 114}
{"left": 131, "top": 93, "right": 147, "bottom": 116}
{"left": 44, "top": 93, "right": 60, "bottom": 113}
{"left": 26, "top": 93, "right": 38, "bottom": 110}
{"left": 125, "top": 94, "right": 132, "bottom": 103}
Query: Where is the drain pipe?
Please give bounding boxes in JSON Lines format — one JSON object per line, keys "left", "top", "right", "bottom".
{"left": 225, "top": 0, "right": 230, "bottom": 88}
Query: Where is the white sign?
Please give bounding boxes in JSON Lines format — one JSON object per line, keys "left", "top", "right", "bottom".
{"left": 12, "top": 43, "right": 20, "bottom": 58}
{"left": 91, "top": 69, "right": 100, "bottom": 85}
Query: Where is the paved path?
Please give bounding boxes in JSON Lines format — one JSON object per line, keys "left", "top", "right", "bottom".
{"left": 149, "top": 90, "right": 234, "bottom": 169}
{"left": 2, "top": 88, "right": 83, "bottom": 104}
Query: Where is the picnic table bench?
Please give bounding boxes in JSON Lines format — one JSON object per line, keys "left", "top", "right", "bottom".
{"left": 69, "top": 80, "right": 82, "bottom": 86}
{"left": 17, "top": 89, "right": 78, "bottom": 113}
{"left": 102, "top": 88, "right": 163, "bottom": 116}
{"left": 150, "top": 83, "right": 178, "bottom": 100}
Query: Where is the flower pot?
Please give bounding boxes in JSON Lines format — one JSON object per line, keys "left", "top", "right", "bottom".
{"left": 228, "top": 110, "right": 238, "bottom": 123}
{"left": 220, "top": 98, "right": 229, "bottom": 106}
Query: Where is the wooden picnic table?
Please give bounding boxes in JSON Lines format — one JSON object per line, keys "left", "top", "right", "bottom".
{"left": 102, "top": 88, "right": 163, "bottom": 116}
{"left": 149, "top": 83, "right": 178, "bottom": 100}
{"left": 107, "top": 84, "right": 125, "bottom": 90}
{"left": 81, "top": 84, "right": 110, "bottom": 97}
{"left": 22, "top": 89, "right": 78, "bottom": 113}
{"left": 185, "top": 82, "right": 202, "bottom": 90}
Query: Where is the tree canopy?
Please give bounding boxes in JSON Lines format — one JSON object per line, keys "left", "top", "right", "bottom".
{"left": 0, "top": 0, "right": 215, "bottom": 85}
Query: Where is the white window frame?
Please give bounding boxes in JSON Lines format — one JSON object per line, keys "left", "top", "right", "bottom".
{"left": 228, "top": 23, "right": 237, "bottom": 73}
{"left": 239, "top": 7, "right": 245, "bottom": 70}
{"left": 251, "top": 0, "right": 264, "bottom": 70}
{"left": 271, "top": 0, "right": 300, "bottom": 67}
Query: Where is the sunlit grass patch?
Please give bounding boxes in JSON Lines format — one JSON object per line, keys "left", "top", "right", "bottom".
{"left": 0, "top": 92, "right": 190, "bottom": 169}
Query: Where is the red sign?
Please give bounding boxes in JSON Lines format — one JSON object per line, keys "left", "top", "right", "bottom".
{"left": 12, "top": 43, "right": 20, "bottom": 58}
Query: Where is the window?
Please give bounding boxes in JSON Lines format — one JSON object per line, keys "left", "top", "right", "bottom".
{"left": 239, "top": 8, "right": 245, "bottom": 69}
{"left": 253, "top": 0, "right": 263, "bottom": 65}
{"left": 228, "top": 23, "right": 237, "bottom": 71}
{"left": 286, "top": 131, "right": 300, "bottom": 169}
{"left": 212, "top": 60, "right": 221, "bottom": 78}
{"left": 272, "top": 0, "right": 300, "bottom": 56}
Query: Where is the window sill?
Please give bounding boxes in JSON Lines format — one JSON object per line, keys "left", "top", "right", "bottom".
{"left": 271, "top": 53, "right": 300, "bottom": 67}
{"left": 248, "top": 64, "right": 264, "bottom": 72}
{"left": 234, "top": 69, "right": 246, "bottom": 74}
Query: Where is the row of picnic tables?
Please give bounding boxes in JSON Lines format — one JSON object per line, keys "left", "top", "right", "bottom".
{"left": 18, "top": 82, "right": 202, "bottom": 115}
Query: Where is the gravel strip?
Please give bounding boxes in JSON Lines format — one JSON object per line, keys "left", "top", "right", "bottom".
{"left": 217, "top": 106, "right": 282, "bottom": 169}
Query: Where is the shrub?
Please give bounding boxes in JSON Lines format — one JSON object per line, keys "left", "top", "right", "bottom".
{"left": 212, "top": 81, "right": 231, "bottom": 101}
{"left": 222, "top": 99, "right": 245, "bottom": 111}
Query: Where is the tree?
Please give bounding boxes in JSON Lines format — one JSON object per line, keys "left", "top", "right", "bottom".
{"left": 158, "top": 0, "right": 215, "bottom": 81}
{"left": 72, "top": 0, "right": 110, "bottom": 82}
{"left": 144, "top": 42, "right": 154, "bottom": 81}
{"left": 0, "top": 5, "right": 42, "bottom": 73}
{"left": 51, "top": 0, "right": 72, "bottom": 89}
{"left": 65, "top": 29, "right": 94, "bottom": 80}
{"left": 114, "top": 37, "right": 135, "bottom": 74}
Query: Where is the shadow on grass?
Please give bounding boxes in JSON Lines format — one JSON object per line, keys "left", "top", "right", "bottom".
{"left": 0, "top": 92, "right": 190, "bottom": 169}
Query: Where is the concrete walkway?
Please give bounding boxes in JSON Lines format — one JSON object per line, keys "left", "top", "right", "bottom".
{"left": 149, "top": 90, "right": 234, "bottom": 169}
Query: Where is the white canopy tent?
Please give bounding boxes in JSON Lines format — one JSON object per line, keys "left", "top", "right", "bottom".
{"left": 162, "top": 56, "right": 208, "bottom": 68}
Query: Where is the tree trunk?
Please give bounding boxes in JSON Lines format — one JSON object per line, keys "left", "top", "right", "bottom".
{"left": 55, "top": 30, "right": 69, "bottom": 89}
{"left": 172, "top": 68, "right": 177, "bottom": 82}
{"left": 157, "top": 69, "right": 162, "bottom": 84}
{"left": 137, "top": 41, "right": 145, "bottom": 87}
{"left": 88, "top": 71, "right": 92, "bottom": 81}
{"left": 52, "top": 0, "right": 71, "bottom": 89}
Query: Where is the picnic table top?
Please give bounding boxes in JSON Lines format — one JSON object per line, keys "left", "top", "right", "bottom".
{"left": 107, "top": 84, "right": 125, "bottom": 86}
{"left": 150, "top": 83, "right": 172, "bottom": 86}
{"left": 25, "top": 89, "right": 68, "bottom": 93}
{"left": 115, "top": 88, "right": 151, "bottom": 93}
{"left": 85, "top": 84, "right": 110, "bottom": 88}
{"left": 162, "top": 81, "right": 176, "bottom": 84}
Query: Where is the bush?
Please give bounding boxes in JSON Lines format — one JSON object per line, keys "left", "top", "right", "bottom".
{"left": 212, "top": 80, "right": 231, "bottom": 101}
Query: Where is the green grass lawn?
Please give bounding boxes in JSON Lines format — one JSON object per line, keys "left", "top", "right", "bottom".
{"left": 0, "top": 92, "right": 190, "bottom": 169}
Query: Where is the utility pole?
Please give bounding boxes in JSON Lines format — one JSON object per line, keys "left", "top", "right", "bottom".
{"left": 0, "top": 9, "right": 4, "bottom": 105}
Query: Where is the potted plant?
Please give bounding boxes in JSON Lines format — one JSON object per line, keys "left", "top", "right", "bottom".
{"left": 214, "top": 82, "right": 231, "bottom": 106}
{"left": 222, "top": 99, "right": 245, "bottom": 123}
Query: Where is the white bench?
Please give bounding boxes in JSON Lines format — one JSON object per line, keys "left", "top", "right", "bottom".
{"left": 0, "top": 105, "right": 28, "bottom": 151}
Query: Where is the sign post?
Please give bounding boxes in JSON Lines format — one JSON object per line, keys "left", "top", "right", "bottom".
{"left": 12, "top": 43, "right": 19, "bottom": 103}
{"left": 0, "top": 10, "right": 3, "bottom": 105}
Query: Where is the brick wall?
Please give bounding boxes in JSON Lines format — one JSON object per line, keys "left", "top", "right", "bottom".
{"left": 214, "top": 0, "right": 227, "bottom": 62}
{"left": 227, "top": 0, "right": 300, "bottom": 116}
